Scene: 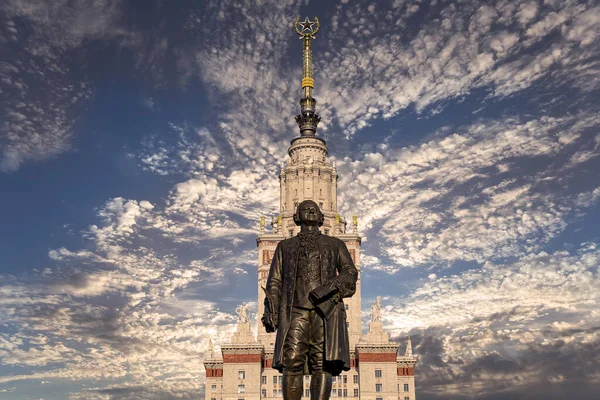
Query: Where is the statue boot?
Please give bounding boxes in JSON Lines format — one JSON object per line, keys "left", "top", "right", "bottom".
{"left": 310, "top": 372, "right": 332, "bottom": 400}
{"left": 283, "top": 373, "right": 303, "bottom": 400}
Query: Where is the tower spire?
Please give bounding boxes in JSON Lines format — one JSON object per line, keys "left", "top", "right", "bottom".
{"left": 405, "top": 336, "right": 413, "bottom": 357}
{"left": 294, "top": 17, "right": 321, "bottom": 137}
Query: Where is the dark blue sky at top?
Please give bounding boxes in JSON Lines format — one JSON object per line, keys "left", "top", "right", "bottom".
{"left": 1, "top": 0, "right": 600, "bottom": 398}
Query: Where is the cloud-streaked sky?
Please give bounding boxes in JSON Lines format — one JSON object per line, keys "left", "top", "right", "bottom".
{"left": 1, "top": 0, "right": 599, "bottom": 399}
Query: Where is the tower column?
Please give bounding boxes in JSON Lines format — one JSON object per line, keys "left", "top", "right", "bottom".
{"left": 332, "top": 163, "right": 338, "bottom": 212}
{"left": 279, "top": 168, "right": 285, "bottom": 211}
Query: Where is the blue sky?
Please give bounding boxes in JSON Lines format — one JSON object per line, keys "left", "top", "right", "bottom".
{"left": 1, "top": 0, "right": 599, "bottom": 399}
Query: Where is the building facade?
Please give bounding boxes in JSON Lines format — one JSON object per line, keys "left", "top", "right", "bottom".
{"left": 204, "top": 17, "right": 416, "bottom": 400}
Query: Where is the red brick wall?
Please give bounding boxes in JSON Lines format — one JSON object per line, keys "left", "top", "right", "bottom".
{"left": 358, "top": 353, "right": 396, "bottom": 362}
{"left": 223, "top": 353, "right": 262, "bottom": 363}
{"left": 262, "top": 358, "right": 273, "bottom": 368}
{"left": 206, "top": 368, "right": 223, "bottom": 377}
{"left": 397, "top": 367, "right": 415, "bottom": 376}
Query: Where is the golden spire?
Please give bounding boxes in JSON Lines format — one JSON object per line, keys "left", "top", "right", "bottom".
{"left": 294, "top": 17, "right": 319, "bottom": 98}
{"left": 294, "top": 17, "right": 321, "bottom": 137}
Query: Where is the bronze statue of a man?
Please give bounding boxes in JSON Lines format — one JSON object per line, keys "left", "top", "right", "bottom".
{"left": 262, "top": 200, "right": 358, "bottom": 400}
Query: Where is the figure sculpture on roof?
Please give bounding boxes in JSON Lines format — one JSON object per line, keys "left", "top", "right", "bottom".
{"left": 236, "top": 302, "right": 249, "bottom": 324}
{"left": 371, "top": 296, "right": 381, "bottom": 322}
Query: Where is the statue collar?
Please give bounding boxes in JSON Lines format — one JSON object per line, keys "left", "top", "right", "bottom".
{"left": 297, "top": 229, "right": 321, "bottom": 239}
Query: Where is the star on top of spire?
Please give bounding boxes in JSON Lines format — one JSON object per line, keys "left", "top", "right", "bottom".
{"left": 295, "top": 16, "right": 320, "bottom": 38}
{"left": 299, "top": 17, "right": 315, "bottom": 33}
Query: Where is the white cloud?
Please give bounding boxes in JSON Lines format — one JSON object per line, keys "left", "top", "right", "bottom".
{"left": 381, "top": 243, "right": 600, "bottom": 395}
{"left": 339, "top": 113, "right": 600, "bottom": 269}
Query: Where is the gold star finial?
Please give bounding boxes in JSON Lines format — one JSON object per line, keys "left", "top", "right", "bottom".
{"left": 295, "top": 16, "right": 320, "bottom": 39}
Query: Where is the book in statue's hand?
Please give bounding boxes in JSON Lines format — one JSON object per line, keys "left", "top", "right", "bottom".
{"left": 309, "top": 284, "right": 341, "bottom": 320}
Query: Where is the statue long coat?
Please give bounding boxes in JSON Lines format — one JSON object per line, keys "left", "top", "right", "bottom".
{"left": 264, "top": 233, "right": 358, "bottom": 376}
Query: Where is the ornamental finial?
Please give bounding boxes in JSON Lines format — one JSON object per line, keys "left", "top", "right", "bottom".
{"left": 294, "top": 16, "right": 320, "bottom": 39}
{"left": 406, "top": 336, "right": 413, "bottom": 357}
{"left": 294, "top": 17, "right": 321, "bottom": 137}
{"left": 208, "top": 338, "right": 214, "bottom": 358}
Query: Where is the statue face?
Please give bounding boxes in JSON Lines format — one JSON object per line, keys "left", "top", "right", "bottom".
{"left": 297, "top": 201, "right": 321, "bottom": 226}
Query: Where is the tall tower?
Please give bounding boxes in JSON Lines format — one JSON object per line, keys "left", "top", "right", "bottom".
{"left": 256, "top": 16, "right": 362, "bottom": 348}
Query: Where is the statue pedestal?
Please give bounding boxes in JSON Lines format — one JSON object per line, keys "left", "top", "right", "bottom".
{"left": 362, "top": 320, "right": 390, "bottom": 344}
{"left": 231, "top": 322, "right": 255, "bottom": 344}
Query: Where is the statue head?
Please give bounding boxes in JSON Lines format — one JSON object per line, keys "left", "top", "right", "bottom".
{"left": 293, "top": 200, "right": 324, "bottom": 227}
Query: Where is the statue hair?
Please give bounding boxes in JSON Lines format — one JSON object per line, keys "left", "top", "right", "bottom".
{"left": 293, "top": 200, "right": 324, "bottom": 227}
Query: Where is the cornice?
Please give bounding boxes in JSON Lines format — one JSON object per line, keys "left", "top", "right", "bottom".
{"left": 220, "top": 344, "right": 265, "bottom": 355}
{"left": 355, "top": 343, "right": 399, "bottom": 353}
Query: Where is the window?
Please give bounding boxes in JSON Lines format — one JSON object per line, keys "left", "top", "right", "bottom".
{"left": 273, "top": 376, "right": 278, "bottom": 384}
{"left": 273, "top": 389, "right": 277, "bottom": 397}
{"left": 324, "top": 229, "right": 329, "bottom": 235}
{"left": 376, "top": 383, "right": 382, "bottom": 392}
{"left": 343, "top": 389, "right": 348, "bottom": 397}
{"left": 338, "top": 389, "right": 342, "bottom": 397}
{"left": 332, "top": 376, "right": 336, "bottom": 383}
{"left": 278, "top": 389, "right": 283, "bottom": 397}
{"left": 405, "top": 397, "right": 410, "bottom": 400}
{"left": 278, "top": 376, "right": 283, "bottom": 385}
{"left": 262, "top": 389, "right": 266, "bottom": 397}
{"left": 404, "top": 384, "right": 409, "bottom": 392}
{"left": 376, "top": 398, "right": 383, "bottom": 400}
{"left": 211, "top": 385, "right": 216, "bottom": 393}
{"left": 211, "top": 398, "right": 216, "bottom": 400}
{"left": 238, "top": 370, "right": 245, "bottom": 380}
{"left": 375, "top": 369, "right": 382, "bottom": 378}
{"left": 319, "top": 202, "right": 323, "bottom": 208}
{"left": 353, "top": 375, "right": 358, "bottom": 384}
{"left": 262, "top": 376, "right": 267, "bottom": 384}
{"left": 332, "top": 388, "right": 337, "bottom": 397}
{"left": 305, "top": 389, "right": 310, "bottom": 397}
{"left": 345, "top": 304, "right": 349, "bottom": 310}
{"left": 354, "top": 389, "right": 359, "bottom": 397}
{"left": 343, "top": 375, "right": 347, "bottom": 384}
{"left": 289, "top": 229, "right": 294, "bottom": 237}
{"left": 238, "top": 384, "right": 245, "bottom": 393}
{"left": 305, "top": 376, "right": 310, "bottom": 382}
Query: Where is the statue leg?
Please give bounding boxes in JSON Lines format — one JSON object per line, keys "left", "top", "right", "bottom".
{"left": 283, "top": 373, "right": 304, "bottom": 400}
{"left": 310, "top": 373, "right": 332, "bottom": 400}
{"left": 308, "top": 309, "right": 331, "bottom": 400}
{"left": 282, "top": 308, "right": 310, "bottom": 400}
